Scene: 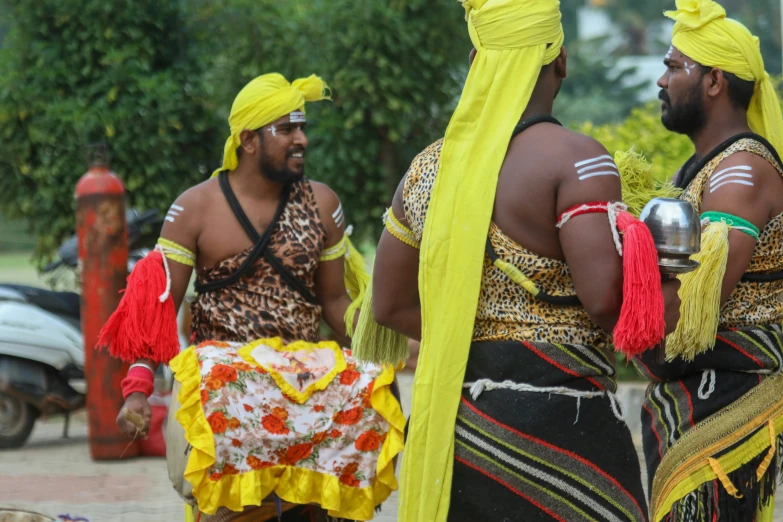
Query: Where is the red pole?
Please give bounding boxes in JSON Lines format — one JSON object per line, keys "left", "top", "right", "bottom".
{"left": 75, "top": 146, "right": 138, "bottom": 460}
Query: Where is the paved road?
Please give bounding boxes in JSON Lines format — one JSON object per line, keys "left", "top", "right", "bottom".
{"left": 0, "top": 372, "right": 780, "bottom": 521}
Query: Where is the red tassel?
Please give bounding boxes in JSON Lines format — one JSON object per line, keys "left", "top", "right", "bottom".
{"left": 613, "top": 211, "right": 665, "bottom": 356}
{"left": 96, "top": 250, "right": 180, "bottom": 364}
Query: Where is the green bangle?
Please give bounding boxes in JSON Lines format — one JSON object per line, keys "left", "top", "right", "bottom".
{"left": 701, "top": 211, "right": 760, "bottom": 240}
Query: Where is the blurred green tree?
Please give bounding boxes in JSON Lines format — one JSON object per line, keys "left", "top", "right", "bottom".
{"left": 0, "top": 0, "right": 220, "bottom": 264}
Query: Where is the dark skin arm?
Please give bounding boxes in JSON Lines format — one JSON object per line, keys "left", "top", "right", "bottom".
{"left": 311, "top": 181, "right": 357, "bottom": 340}
{"left": 700, "top": 152, "right": 781, "bottom": 306}
{"left": 116, "top": 188, "right": 201, "bottom": 438}
{"left": 373, "top": 176, "right": 421, "bottom": 340}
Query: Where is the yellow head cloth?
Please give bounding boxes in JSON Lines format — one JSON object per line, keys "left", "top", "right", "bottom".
{"left": 399, "top": 1, "right": 563, "bottom": 521}
{"left": 665, "top": 0, "right": 783, "bottom": 155}
{"left": 211, "top": 73, "right": 330, "bottom": 178}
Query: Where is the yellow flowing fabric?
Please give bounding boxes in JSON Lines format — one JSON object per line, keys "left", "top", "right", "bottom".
{"left": 665, "top": 0, "right": 783, "bottom": 155}
{"left": 399, "top": 1, "right": 564, "bottom": 520}
{"left": 212, "top": 73, "right": 330, "bottom": 177}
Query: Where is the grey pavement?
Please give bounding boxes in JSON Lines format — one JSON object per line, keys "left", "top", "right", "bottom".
{"left": 0, "top": 373, "right": 781, "bottom": 521}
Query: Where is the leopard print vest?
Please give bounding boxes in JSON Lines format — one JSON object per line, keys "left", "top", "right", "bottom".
{"left": 402, "top": 139, "right": 610, "bottom": 348}
{"left": 191, "top": 179, "right": 327, "bottom": 344}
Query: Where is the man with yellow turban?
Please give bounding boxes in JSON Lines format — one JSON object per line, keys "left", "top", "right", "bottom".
{"left": 99, "top": 73, "right": 405, "bottom": 521}
{"left": 633, "top": 1, "right": 783, "bottom": 521}
{"left": 361, "top": 0, "right": 681, "bottom": 520}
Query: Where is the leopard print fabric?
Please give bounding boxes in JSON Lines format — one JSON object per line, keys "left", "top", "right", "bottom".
{"left": 402, "top": 139, "right": 610, "bottom": 348}
{"left": 681, "top": 138, "right": 783, "bottom": 328}
{"left": 191, "top": 179, "right": 327, "bottom": 344}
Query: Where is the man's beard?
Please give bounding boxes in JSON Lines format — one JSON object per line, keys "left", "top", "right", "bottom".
{"left": 660, "top": 87, "right": 706, "bottom": 136}
{"left": 259, "top": 153, "right": 305, "bottom": 184}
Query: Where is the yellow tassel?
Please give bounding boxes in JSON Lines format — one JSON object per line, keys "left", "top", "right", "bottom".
{"left": 351, "top": 281, "right": 409, "bottom": 366}
{"left": 666, "top": 222, "right": 729, "bottom": 360}
{"left": 343, "top": 237, "right": 370, "bottom": 337}
{"left": 615, "top": 149, "right": 682, "bottom": 218}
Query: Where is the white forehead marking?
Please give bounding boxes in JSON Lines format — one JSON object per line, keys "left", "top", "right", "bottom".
{"left": 269, "top": 125, "right": 277, "bottom": 137}
{"left": 665, "top": 46, "right": 674, "bottom": 59}
{"left": 290, "top": 111, "right": 306, "bottom": 123}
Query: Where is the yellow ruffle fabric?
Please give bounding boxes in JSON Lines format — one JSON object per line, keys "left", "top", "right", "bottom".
{"left": 237, "top": 338, "right": 346, "bottom": 404}
{"left": 169, "top": 344, "right": 404, "bottom": 520}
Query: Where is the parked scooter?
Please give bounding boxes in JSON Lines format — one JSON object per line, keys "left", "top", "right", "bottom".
{"left": 0, "top": 208, "right": 180, "bottom": 448}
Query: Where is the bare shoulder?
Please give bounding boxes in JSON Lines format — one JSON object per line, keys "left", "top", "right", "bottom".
{"left": 309, "top": 180, "right": 341, "bottom": 215}
{"left": 709, "top": 150, "right": 778, "bottom": 189}
{"left": 160, "top": 177, "right": 217, "bottom": 248}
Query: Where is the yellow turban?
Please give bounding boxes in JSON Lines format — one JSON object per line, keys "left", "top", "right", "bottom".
{"left": 399, "top": 1, "right": 564, "bottom": 520}
{"left": 665, "top": 0, "right": 783, "bottom": 155}
{"left": 211, "top": 73, "right": 330, "bottom": 177}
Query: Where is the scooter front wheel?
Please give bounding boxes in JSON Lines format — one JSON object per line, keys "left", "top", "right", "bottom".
{"left": 0, "top": 391, "right": 36, "bottom": 448}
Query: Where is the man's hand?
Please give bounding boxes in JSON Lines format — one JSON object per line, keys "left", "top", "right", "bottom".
{"left": 662, "top": 278, "right": 682, "bottom": 335}
{"left": 116, "top": 392, "right": 151, "bottom": 439}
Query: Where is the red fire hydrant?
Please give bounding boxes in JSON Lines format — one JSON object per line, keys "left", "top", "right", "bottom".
{"left": 75, "top": 145, "right": 138, "bottom": 460}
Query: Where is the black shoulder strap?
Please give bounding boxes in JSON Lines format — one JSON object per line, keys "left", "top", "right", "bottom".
{"left": 676, "top": 132, "right": 778, "bottom": 190}
{"left": 485, "top": 238, "right": 581, "bottom": 306}
{"left": 218, "top": 173, "right": 318, "bottom": 303}
{"left": 511, "top": 114, "right": 562, "bottom": 140}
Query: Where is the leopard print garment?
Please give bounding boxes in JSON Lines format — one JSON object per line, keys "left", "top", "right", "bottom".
{"left": 681, "top": 138, "right": 783, "bottom": 328}
{"left": 402, "top": 139, "right": 610, "bottom": 348}
{"left": 191, "top": 178, "right": 327, "bottom": 345}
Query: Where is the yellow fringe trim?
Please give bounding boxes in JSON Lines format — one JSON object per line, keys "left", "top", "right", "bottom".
{"left": 320, "top": 236, "right": 348, "bottom": 262}
{"left": 169, "top": 344, "right": 405, "bottom": 519}
{"left": 707, "top": 458, "right": 743, "bottom": 498}
{"left": 615, "top": 149, "right": 682, "bottom": 218}
{"left": 652, "top": 375, "right": 783, "bottom": 521}
{"left": 158, "top": 238, "right": 196, "bottom": 267}
{"left": 237, "top": 338, "right": 346, "bottom": 404}
{"left": 351, "top": 281, "right": 410, "bottom": 366}
{"left": 665, "top": 222, "right": 729, "bottom": 361}
{"left": 343, "top": 237, "right": 370, "bottom": 337}
{"left": 757, "top": 421, "right": 777, "bottom": 482}
{"left": 384, "top": 210, "right": 419, "bottom": 249}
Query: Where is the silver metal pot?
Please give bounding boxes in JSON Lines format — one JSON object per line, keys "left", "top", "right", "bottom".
{"left": 639, "top": 197, "right": 701, "bottom": 274}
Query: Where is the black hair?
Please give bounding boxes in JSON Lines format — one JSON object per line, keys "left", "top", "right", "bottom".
{"left": 700, "top": 65, "right": 755, "bottom": 110}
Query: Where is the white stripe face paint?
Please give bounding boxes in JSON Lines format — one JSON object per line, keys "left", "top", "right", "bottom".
{"left": 332, "top": 204, "right": 344, "bottom": 227}
{"left": 710, "top": 180, "right": 755, "bottom": 193}
{"left": 268, "top": 125, "right": 277, "bottom": 137}
{"left": 166, "top": 204, "right": 184, "bottom": 223}
{"left": 709, "top": 165, "right": 753, "bottom": 193}
{"left": 574, "top": 154, "right": 612, "bottom": 168}
{"left": 289, "top": 111, "right": 306, "bottom": 123}
{"left": 665, "top": 46, "right": 674, "bottom": 60}
{"left": 574, "top": 155, "right": 619, "bottom": 181}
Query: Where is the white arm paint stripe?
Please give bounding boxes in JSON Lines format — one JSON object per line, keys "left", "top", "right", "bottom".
{"left": 576, "top": 162, "right": 618, "bottom": 175}
{"left": 167, "top": 210, "right": 180, "bottom": 217}
{"left": 335, "top": 215, "right": 345, "bottom": 228}
{"left": 710, "top": 180, "right": 755, "bottom": 193}
{"left": 170, "top": 204, "right": 184, "bottom": 212}
{"left": 574, "top": 155, "right": 613, "bottom": 168}
{"left": 710, "top": 172, "right": 753, "bottom": 186}
{"left": 712, "top": 165, "right": 752, "bottom": 178}
{"left": 578, "top": 171, "right": 620, "bottom": 181}
{"left": 165, "top": 216, "right": 175, "bottom": 223}
{"left": 331, "top": 204, "right": 343, "bottom": 220}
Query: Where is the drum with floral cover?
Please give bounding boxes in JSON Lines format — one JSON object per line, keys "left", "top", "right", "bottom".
{"left": 167, "top": 338, "right": 405, "bottom": 521}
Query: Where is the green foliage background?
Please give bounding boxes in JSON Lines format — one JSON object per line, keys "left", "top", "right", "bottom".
{"left": 0, "top": 0, "right": 219, "bottom": 264}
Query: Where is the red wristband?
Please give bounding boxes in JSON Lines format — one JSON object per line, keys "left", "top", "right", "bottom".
{"left": 121, "top": 366, "right": 155, "bottom": 398}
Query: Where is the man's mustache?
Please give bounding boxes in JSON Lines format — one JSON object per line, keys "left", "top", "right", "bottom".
{"left": 659, "top": 90, "right": 671, "bottom": 104}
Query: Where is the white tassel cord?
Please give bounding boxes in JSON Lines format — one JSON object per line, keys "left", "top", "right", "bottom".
{"left": 464, "top": 379, "right": 625, "bottom": 423}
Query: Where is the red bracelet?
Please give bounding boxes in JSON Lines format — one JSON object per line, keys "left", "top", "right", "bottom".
{"left": 121, "top": 366, "right": 155, "bottom": 398}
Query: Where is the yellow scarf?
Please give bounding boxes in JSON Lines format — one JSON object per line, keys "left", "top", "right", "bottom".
{"left": 399, "top": 1, "right": 564, "bottom": 520}
{"left": 665, "top": 0, "right": 783, "bottom": 155}
{"left": 212, "top": 73, "right": 330, "bottom": 177}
